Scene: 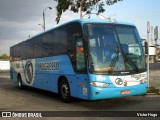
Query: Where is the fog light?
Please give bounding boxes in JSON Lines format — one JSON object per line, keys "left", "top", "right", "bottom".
{"left": 123, "top": 80, "right": 127, "bottom": 86}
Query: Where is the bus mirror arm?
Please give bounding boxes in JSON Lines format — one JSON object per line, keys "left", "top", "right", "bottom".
{"left": 83, "top": 35, "right": 88, "bottom": 42}
{"left": 83, "top": 35, "right": 89, "bottom": 60}
{"left": 144, "top": 41, "right": 148, "bottom": 55}
{"left": 85, "top": 53, "right": 89, "bottom": 61}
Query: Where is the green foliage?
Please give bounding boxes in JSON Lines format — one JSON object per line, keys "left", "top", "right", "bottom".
{"left": 0, "top": 54, "right": 9, "bottom": 60}
{"left": 148, "top": 86, "right": 160, "bottom": 95}
{"left": 53, "top": 0, "right": 123, "bottom": 23}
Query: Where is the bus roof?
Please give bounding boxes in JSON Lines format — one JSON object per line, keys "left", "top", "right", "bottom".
{"left": 50, "top": 19, "right": 135, "bottom": 31}
{"left": 11, "top": 19, "right": 135, "bottom": 47}
{"left": 76, "top": 19, "right": 135, "bottom": 26}
{"left": 34, "top": 19, "right": 135, "bottom": 38}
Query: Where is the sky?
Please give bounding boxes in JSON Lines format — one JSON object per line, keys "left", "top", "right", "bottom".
{"left": 0, "top": 0, "right": 160, "bottom": 55}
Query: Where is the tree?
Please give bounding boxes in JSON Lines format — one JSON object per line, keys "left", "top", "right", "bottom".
{"left": 0, "top": 54, "right": 9, "bottom": 60}
{"left": 53, "top": 0, "right": 123, "bottom": 23}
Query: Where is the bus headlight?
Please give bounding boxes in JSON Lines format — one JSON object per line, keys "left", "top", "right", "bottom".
{"left": 140, "top": 78, "right": 147, "bottom": 84}
{"left": 90, "top": 82, "right": 110, "bottom": 88}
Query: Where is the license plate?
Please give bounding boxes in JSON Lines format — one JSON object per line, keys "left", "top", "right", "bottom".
{"left": 121, "top": 90, "right": 130, "bottom": 95}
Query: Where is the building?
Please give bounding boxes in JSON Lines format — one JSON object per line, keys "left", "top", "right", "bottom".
{"left": 0, "top": 60, "right": 10, "bottom": 72}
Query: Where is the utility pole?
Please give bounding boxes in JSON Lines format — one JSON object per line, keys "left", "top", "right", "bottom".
{"left": 151, "top": 26, "right": 153, "bottom": 45}
{"left": 43, "top": 11, "right": 45, "bottom": 31}
{"left": 154, "top": 26, "right": 158, "bottom": 61}
{"left": 147, "top": 21, "right": 150, "bottom": 89}
{"left": 28, "top": 34, "right": 31, "bottom": 39}
{"left": 39, "top": 7, "right": 52, "bottom": 31}
{"left": 80, "top": 0, "right": 84, "bottom": 18}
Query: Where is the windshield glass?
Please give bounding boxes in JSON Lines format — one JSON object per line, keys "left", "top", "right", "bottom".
{"left": 84, "top": 24, "right": 146, "bottom": 74}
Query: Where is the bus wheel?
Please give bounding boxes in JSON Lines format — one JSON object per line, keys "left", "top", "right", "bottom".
{"left": 18, "top": 75, "right": 24, "bottom": 89}
{"left": 59, "top": 79, "right": 71, "bottom": 103}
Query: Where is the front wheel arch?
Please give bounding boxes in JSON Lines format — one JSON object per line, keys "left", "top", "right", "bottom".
{"left": 58, "top": 77, "right": 71, "bottom": 103}
{"left": 17, "top": 74, "right": 24, "bottom": 89}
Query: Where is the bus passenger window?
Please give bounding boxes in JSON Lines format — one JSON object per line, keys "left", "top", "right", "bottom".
{"left": 76, "top": 38, "right": 85, "bottom": 72}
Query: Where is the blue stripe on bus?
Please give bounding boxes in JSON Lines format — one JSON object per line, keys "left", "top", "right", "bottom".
{"left": 32, "top": 55, "right": 75, "bottom": 91}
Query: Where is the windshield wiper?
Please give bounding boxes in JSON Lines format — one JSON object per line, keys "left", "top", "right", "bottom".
{"left": 124, "top": 54, "right": 139, "bottom": 72}
{"left": 108, "top": 49, "right": 119, "bottom": 74}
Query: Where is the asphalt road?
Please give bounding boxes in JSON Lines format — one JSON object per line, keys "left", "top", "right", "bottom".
{"left": 0, "top": 63, "right": 160, "bottom": 120}
{"left": 149, "top": 63, "right": 160, "bottom": 70}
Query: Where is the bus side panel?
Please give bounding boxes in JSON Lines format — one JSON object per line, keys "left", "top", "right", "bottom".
{"left": 33, "top": 73, "right": 50, "bottom": 91}
{"left": 10, "top": 62, "right": 18, "bottom": 83}
{"left": 76, "top": 74, "right": 89, "bottom": 100}
{"left": 34, "top": 57, "right": 60, "bottom": 91}
{"left": 49, "top": 75, "right": 79, "bottom": 97}
{"left": 36, "top": 55, "right": 90, "bottom": 99}
{"left": 65, "top": 75, "right": 77, "bottom": 97}
{"left": 10, "top": 55, "right": 90, "bottom": 100}
{"left": 50, "top": 74, "right": 59, "bottom": 93}
{"left": 48, "top": 55, "right": 79, "bottom": 97}
{"left": 35, "top": 55, "right": 78, "bottom": 96}
{"left": 10, "top": 59, "right": 37, "bottom": 88}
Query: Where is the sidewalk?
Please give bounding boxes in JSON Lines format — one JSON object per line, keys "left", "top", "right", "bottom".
{"left": 149, "top": 69, "right": 160, "bottom": 89}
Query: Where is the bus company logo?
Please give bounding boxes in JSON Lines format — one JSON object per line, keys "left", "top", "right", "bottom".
{"left": 131, "top": 74, "right": 141, "bottom": 80}
{"left": 25, "top": 60, "right": 33, "bottom": 84}
{"left": 115, "top": 78, "right": 123, "bottom": 85}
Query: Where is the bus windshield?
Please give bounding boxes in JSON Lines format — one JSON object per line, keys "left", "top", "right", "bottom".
{"left": 84, "top": 24, "right": 146, "bottom": 74}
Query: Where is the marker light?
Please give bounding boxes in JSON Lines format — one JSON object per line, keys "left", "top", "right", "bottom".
{"left": 90, "top": 82, "right": 110, "bottom": 88}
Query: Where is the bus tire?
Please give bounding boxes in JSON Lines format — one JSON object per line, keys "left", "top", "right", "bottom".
{"left": 18, "top": 75, "right": 24, "bottom": 90}
{"left": 59, "top": 78, "right": 71, "bottom": 103}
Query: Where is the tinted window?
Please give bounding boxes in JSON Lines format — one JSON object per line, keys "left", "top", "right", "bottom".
{"left": 10, "top": 47, "right": 13, "bottom": 61}
{"left": 10, "top": 22, "right": 83, "bottom": 62}
{"left": 76, "top": 37, "right": 85, "bottom": 72}
{"left": 27, "top": 40, "right": 34, "bottom": 59}
{"left": 34, "top": 36, "right": 42, "bottom": 58}
{"left": 21, "top": 42, "right": 27, "bottom": 60}
{"left": 54, "top": 29, "right": 67, "bottom": 54}
{"left": 12, "top": 45, "right": 21, "bottom": 61}
{"left": 43, "top": 32, "right": 54, "bottom": 57}
{"left": 66, "top": 22, "right": 83, "bottom": 71}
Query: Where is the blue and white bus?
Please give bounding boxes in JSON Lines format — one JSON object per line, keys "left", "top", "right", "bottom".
{"left": 10, "top": 19, "right": 148, "bottom": 102}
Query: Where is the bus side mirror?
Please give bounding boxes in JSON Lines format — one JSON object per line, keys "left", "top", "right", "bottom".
{"left": 144, "top": 42, "right": 148, "bottom": 54}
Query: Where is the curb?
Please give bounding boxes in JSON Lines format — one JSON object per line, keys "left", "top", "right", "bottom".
{"left": 146, "top": 93, "right": 160, "bottom": 97}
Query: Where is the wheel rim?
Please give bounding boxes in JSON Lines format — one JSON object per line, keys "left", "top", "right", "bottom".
{"left": 61, "top": 83, "right": 69, "bottom": 98}
{"left": 18, "top": 78, "right": 22, "bottom": 88}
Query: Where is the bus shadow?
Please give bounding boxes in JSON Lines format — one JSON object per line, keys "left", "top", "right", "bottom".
{"left": 71, "top": 96, "right": 143, "bottom": 111}
{"left": 9, "top": 85, "right": 61, "bottom": 102}
{"left": 7, "top": 85, "right": 144, "bottom": 111}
